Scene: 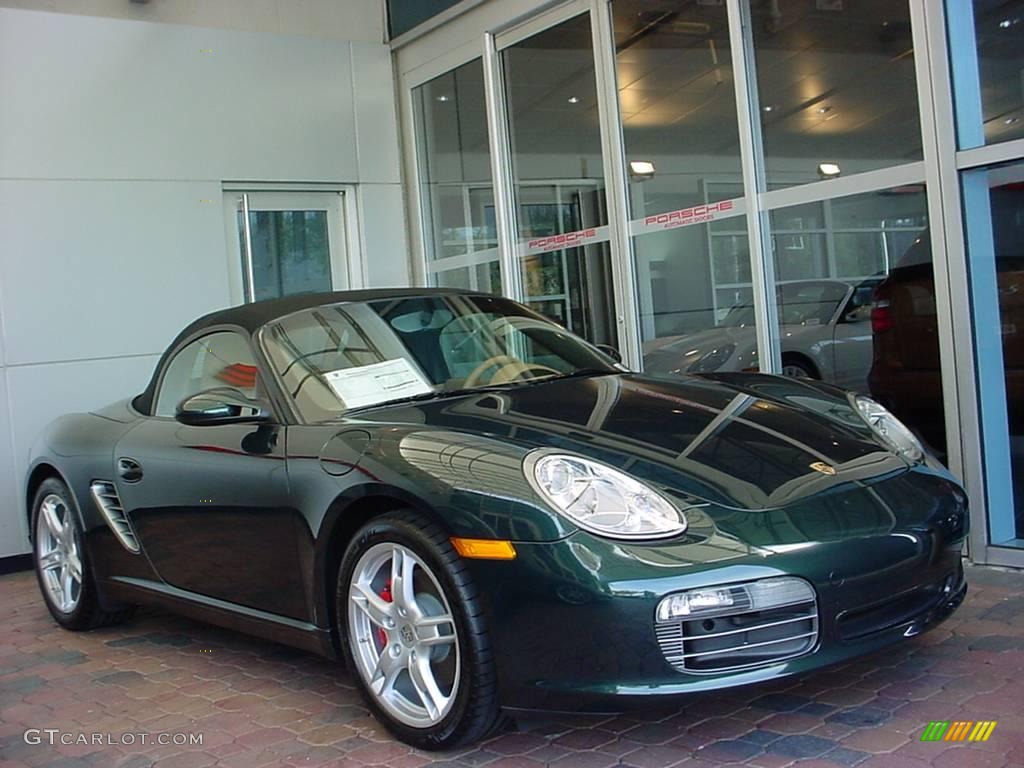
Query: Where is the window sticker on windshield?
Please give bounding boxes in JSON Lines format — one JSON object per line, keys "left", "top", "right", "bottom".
{"left": 324, "top": 359, "right": 432, "bottom": 409}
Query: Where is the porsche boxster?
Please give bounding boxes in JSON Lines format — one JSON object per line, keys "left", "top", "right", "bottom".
{"left": 25, "top": 289, "right": 967, "bottom": 749}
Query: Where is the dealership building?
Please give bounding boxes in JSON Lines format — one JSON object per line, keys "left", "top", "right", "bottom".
{"left": 1, "top": 0, "right": 1023, "bottom": 570}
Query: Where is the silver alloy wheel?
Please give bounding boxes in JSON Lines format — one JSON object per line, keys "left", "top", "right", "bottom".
{"left": 36, "top": 493, "right": 83, "bottom": 614}
{"left": 348, "top": 542, "right": 460, "bottom": 729}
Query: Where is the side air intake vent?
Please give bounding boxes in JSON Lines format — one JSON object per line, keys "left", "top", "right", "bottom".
{"left": 89, "top": 481, "right": 140, "bottom": 554}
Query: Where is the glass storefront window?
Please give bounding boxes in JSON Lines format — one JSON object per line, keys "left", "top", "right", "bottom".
{"left": 503, "top": 14, "right": 616, "bottom": 345}
{"left": 769, "top": 187, "right": 941, "bottom": 455}
{"left": 412, "top": 59, "right": 499, "bottom": 291}
{"left": 962, "top": 161, "right": 1024, "bottom": 546}
{"left": 748, "top": 0, "right": 922, "bottom": 189}
{"left": 960, "top": 0, "right": 1024, "bottom": 146}
{"left": 612, "top": 0, "right": 750, "bottom": 376}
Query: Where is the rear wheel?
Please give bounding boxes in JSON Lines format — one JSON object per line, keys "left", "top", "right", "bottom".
{"left": 31, "top": 478, "right": 134, "bottom": 630}
{"left": 336, "top": 511, "right": 499, "bottom": 749}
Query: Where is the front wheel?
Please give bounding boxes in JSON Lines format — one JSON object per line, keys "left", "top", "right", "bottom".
{"left": 336, "top": 511, "right": 500, "bottom": 749}
{"left": 31, "top": 478, "right": 134, "bottom": 630}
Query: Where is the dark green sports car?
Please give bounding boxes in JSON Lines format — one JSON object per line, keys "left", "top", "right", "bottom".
{"left": 25, "top": 289, "right": 967, "bottom": 749}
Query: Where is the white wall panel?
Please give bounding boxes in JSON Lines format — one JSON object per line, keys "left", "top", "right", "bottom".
{"left": 360, "top": 184, "right": 411, "bottom": 286}
{"left": 352, "top": 42, "right": 404, "bottom": 185}
{"left": 0, "top": 180, "right": 231, "bottom": 365}
{"left": 0, "top": 9, "right": 359, "bottom": 182}
{"left": 0, "top": 0, "right": 383, "bottom": 43}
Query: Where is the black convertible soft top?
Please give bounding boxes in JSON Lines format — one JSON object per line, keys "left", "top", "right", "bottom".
{"left": 133, "top": 288, "right": 485, "bottom": 415}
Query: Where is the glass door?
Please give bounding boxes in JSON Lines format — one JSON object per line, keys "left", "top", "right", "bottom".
{"left": 225, "top": 191, "right": 349, "bottom": 303}
{"left": 499, "top": 11, "right": 618, "bottom": 348}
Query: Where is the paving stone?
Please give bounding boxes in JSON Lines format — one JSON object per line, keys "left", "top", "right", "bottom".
{"left": 826, "top": 706, "right": 892, "bottom": 728}
{"left": 766, "top": 734, "right": 838, "bottom": 759}
{"left": 822, "top": 746, "right": 871, "bottom": 766}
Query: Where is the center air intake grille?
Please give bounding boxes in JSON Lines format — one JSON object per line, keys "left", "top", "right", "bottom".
{"left": 656, "top": 597, "right": 818, "bottom": 673}
{"left": 89, "top": 481, "right": 140, "bottom": 554}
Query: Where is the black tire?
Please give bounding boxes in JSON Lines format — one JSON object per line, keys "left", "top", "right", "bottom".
{"left": 31, "top": 478, "right": 135, "bottom": 630}
{"left": 336, "top": 510, "right": 500, "bottom": 750}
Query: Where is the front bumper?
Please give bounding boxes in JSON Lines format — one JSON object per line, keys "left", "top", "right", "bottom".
{"left": 468, "top": 493, "right": 967, "bottom": 713}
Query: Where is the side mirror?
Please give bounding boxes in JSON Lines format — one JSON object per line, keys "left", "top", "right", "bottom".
{"left": 595, "top": 343, "right": 622, "bottom": 364}
{"left": 176, "top": 387, "right": 271, "bottom": 426}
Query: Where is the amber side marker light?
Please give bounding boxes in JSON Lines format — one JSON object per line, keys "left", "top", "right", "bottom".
{"left": 450, "top": 537, "right": 517, "bottom": 560}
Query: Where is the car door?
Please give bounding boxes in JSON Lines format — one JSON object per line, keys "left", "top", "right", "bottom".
{"left": 830, "top": 282, "right": 876, "bottom": 393}
{"left": 113, "top": 330, "right": 308, "bottom": 621}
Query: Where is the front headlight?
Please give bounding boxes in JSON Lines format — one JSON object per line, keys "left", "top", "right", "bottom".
{"left": 524, "top": 451, "right": 687, "bottom": 539}
{"left": 851, "top": 394, "right": 924, "bottom": 462}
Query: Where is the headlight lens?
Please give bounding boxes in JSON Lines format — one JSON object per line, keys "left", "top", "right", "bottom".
{"left": 525, "top": 452, "right": 687, "bottom": 539}
{"left": 687, "top": 343, "right": 736, "bottom": 373}
{"left": 851, "top": 394, "right": 924, "bottom": 462}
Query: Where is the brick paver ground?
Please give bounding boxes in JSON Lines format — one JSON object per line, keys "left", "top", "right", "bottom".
{"left": 0, "top": 563, "right": 1022, "bottom": 768}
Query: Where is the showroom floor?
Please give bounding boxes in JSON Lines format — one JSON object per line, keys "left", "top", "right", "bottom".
{"left": 0, "top": 564, "right": 1021, "bottom": 768}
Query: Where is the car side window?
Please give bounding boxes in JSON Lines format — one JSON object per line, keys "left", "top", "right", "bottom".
{"left": 153, "top": 331, "right": 261, "bottom": 417}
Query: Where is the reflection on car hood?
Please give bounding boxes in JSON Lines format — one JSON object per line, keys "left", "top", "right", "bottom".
{"left": 642, "top": 325, "right": 755, "bottom": 357}
{"left": 353, "top": 373, "right": 909, "bottom": 512}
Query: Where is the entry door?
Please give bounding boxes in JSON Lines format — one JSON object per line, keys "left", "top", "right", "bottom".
{"left": 225, "top": 191, "right": 350, "bottom": 303}
{"left": 498, "top": 8, "right": 620, "bottom": 350}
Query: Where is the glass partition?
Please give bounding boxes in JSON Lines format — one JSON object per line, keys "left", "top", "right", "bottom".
{"left": 748, "top": 0, "right": 922, "bottom": 189}
{"left": 612, "top": 1, "right": 750, "bottom": 377}
{"left": 963, "top": 0, "right": 1024, "bottom": 146}
{"left": 413, "top": 59, "right": 499, "bottom": 292}
{"left": 502, "top": 13, "right": 617, "bottom": 345}
{"left": 769, "top": 187, "right": 940, "bottom": 451}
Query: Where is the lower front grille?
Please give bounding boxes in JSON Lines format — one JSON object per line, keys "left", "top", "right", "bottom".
{"left": 656, "top": 584, "right": 819, "bottom": 673}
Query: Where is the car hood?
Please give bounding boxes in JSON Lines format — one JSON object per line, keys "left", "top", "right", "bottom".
{"left": 347, "top": 372, "right": 910, "bottom": 513}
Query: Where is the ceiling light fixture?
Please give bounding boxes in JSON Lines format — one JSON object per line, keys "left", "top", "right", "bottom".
{"left": 567, "top": 96, "right": 581, "bottom": 104}
{"left": 817, "top": 105, "right": 832, "bottom": 114}
{"left": 818, "top": 162, "right": 841, "bottom": 178}
{"left": 999, "top": 18, "right": 1018, "bottom": 28}
{"left": 1006, "top": 116, "right": 1020, "bottom": 125}
{"left": 763, "top": 105, "right": 775, "bottom": 113}
{"left": 629, "top": 160, "right": 656, "bottom": 180}
{"left": 436, "top": 95, "right": 450, "bottom": 102}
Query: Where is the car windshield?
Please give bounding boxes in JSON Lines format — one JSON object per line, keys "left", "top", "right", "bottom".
{"left": 259, "top": 294, "right": 618, "bottom": 421}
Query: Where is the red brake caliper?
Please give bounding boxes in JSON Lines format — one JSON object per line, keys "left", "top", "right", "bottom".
{"left": 376, "top": 579, "right": 393, "bottom": 648}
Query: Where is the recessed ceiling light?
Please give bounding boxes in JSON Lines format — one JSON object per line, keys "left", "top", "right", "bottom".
{"left": 1006, "top": 117, "right": 1020, "bottom": 125}
{"left": 999, "top": 18, "right": 1018, "bottom": 28}
{"left": 629, "top": 160, "right": 656, "bottom": 179}
{"left": 763, "top": 105, "right": 775, "bottom": 113}
{"left": 567, "top": 96, "right": 581, "bottom": 104}
{"left": 818, "top": 162, "right": 841, "bottom": 178}
{"left": 436, "top": 95, "right": 450, "bottom": 102}
{"left": 817, "top": 105, "right": 832, "bottom": 114}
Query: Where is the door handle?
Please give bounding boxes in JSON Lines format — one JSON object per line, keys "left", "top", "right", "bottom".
{"left": 117, "top": 457, "right": 143, "bottom": 483}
